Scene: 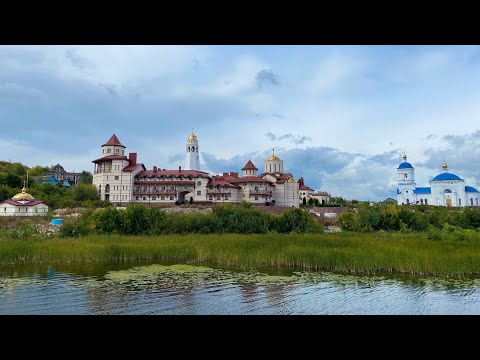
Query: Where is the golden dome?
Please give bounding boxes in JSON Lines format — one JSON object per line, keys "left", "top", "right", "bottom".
{"left": 12, "top": 186, "right": 34, "bottom": 201}
{"left": 188, "top": 132, "right": 198, "bottom": 142}
{"left": 402, "top": 152, "right": 407, "bottom": 161}
{"left": 442, "top": 161, "right": 448, "bottom": 171}
{"left": 266, "top": 148, "right": 280, "bottom": 161}
{"left": 287, "top": 177, "right": 296, "bottom": 183}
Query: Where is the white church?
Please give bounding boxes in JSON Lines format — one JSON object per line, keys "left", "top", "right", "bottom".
{"left": 92, "top": 131, "right": 319, "bottom": 208}
{"left": 397, "top": 152, "right": 480, "bottom": 207}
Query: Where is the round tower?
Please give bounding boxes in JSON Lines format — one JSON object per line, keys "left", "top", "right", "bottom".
{"left": 397, "top": 151, "right": 416, "bottom": 205}
{"left": 264, "top": 148, "right": 284, "bottom": 173}
{"left": 185, "top": 130, "right": 200, "bottom": 171}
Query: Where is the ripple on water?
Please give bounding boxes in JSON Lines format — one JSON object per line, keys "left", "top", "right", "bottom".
{"left": 2, "top": 264, "right": 480, "bottom": 314}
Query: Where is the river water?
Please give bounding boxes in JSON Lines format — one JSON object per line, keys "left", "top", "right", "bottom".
{"left": 1, "top": 261, "right": 479, "bottom": 314}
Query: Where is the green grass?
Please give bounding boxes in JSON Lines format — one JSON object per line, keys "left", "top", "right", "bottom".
{"left": 1, "top": 232, "right": 480, "bottom": 276}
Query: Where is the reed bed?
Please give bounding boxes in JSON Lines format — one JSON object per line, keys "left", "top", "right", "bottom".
{"left": 1, "top": 232, "right": 480, "bottom": 276}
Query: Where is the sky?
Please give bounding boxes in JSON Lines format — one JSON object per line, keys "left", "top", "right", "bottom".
{"left": 2, "top": 45, "right": 480, "bottom": 201}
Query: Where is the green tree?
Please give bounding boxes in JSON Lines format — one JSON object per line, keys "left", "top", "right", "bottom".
{"left": 72, "top": 183, "right": 99, "bottom": 201}
{"left": 5, "top": 173, "right": 22, "bottom": 188}
{"left": 79, "top": 171, "right": 93, "bottom": 184}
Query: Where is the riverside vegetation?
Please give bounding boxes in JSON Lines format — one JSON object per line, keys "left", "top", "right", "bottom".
{"left": 2, "top": 203, "right": 480, "bottom": 276}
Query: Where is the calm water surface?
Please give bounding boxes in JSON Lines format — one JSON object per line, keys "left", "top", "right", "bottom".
{"left": 1, "top": 261, "right": 479, "bottom": 314}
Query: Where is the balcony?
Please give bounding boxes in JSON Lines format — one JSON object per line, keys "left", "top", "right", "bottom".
{"left": 207, "top": 189, "right": 231, "bottom": 195}
{"left": 134, "top": 190, "right": 176, "bottom": 195}
{"left": 249, "top": 190, "right": 272, "bottom": 195}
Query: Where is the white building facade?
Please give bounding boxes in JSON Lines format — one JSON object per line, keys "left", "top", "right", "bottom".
{"left": 93, "top": 133, "right": 312, "bottom": 208}
{"left": 397, "top": 152, "right": 480, "bottom": 207}
{"left": 0, "top": 186, "right": 49, "bottom": 216}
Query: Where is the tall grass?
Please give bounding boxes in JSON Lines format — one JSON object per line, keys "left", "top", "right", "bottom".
{"left": 2, "top": 232, "right": 480, "bottom": 276}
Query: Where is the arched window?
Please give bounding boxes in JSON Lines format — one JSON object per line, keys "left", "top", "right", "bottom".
{"left": 420, "top": 199, "right": 423, "bottom": 204}
{"left": 107, "top": 149, "right": 111, "bottom": 154}
{"left": 98, "top": 185, "right": 101, "bottom": 193}
{"left": 105, "top": 184, "right": 110, "bottom": 193}
{"left": 187, "top": 147, "right": 190, "bottom": 152}
{"left": 406, "top": 199, "right": 410, "bottom": 204}
{"left": 274, "top": 164, "right": 277, "bottom": 172}
{"left": 471, "top": 198, "right": 474, "bottom": 206}
{"left": 459, "top": 199, "right": 462, "bottom": 206}
{"left": 269, "top": 164, "right": 272, "bottom": 172}
{"left": 425, "top": 199, "right": 428, "bottom": 205}
{"left": 196, "top": 147, "right": 198, "bottom": 152}
{"left": 476, "top": 199, "right": 479, "bottom": 206}
{"left": 115, "top": 149, "right": 119, "bottom": 154}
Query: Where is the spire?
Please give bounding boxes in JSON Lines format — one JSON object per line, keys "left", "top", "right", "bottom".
{"left": 272, "top": 147, "right": 275, "bottom": 156}
{"left": 402, "top": 149, "right": 407, "bottom": 161}
{"left": 102, "top": 134, "right": 126, "bottom": 148}
{"left": 22, "top": 180, "right": 26, "bottom": 193}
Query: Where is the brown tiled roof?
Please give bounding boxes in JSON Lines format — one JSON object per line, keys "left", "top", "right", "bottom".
{"left": 134, "top": 180, "right": 195, "bottom": 185}
{"left": 242, "top": 160, "right": 258, "bottom": 170}
{"left": 1, "top": 199, "right": 46, "bottom": 207}
{"left": 299, "top": 184, "right": 314, "bottom": 191}
{"left": 273, "top": 173, "right": 293, "bottom": 184}
{"left": 102, "top": 134, "right": 126, "bottom": 148}
{"left": 123, "top": 163, "right": 146, "bottom": 172}
{"left": 92, "top": 155, "right": 128, "bottom": 163}
{"left": 229, "top": 176, "right": 273, "bottom": 184}
{"left": 136, "top": 169, "right": 210, "bottom": 178}
{"left": 312, "top": 192, "right": 330, "bottom": 196}
{"left": 208, "top": 177, "right": 242, "bottom": 189}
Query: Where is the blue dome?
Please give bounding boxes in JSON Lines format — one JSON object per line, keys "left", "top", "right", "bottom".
{"left": 398, "top": 162, "right": 413, "bottom": 169}
{"left": 465, "top": 186, "right": 479, "bottom": 193}
{"left": 431, "top": 172, "right": 462, "bottom": 181}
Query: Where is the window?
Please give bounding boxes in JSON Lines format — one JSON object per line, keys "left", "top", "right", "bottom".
{"left": 136, "top": 196, "right": 139, "bottom": 200}
{"left": 420, "top": 199, "right": 423, "bottom": 204}
{"left": 170, "top": 186, "right": 175, "bottom": 190}
{"left": 187, "top": 147, "right": 190, "bottom": 152}
{"left": 255, "top": 196, "right": 258, "bottom": 200}
{"left": 197, "top": 191, "right": 201, "bottom": 195}
{"left": 153, "top": 186, "right": 157, "bottom": 191}
{"left": 216, "top": 195, "right": 221, "bottom": 200}
{"left": 170, "top": 196, "right": 174, "bottom": 200}
{"left": 115, "top": 149, "right": 119, "bottom": 154}
{"left": 107, "top": 149, "right": 111, "bottom": 154}
{"left": 459, "top": 199, "right": 461, "bottom": 206}
{"left": 255, "top": 186, "right": 258, "bottom": 190}
{"left": 406, "top": 190, "right": 408, "bottom": 194}
{"left": 209, "top": 195, "right": 213, "bottom": 200}
{"left": 425, "top": 199, "right": 428, "bottom": 205}
{"left": 471, "top": 199, "right": 474, "bottom": 206}
{"left": 225, "top": 195, "right": 229, "bottom": 200}
{"left": 105, "top": 184, "right": 110, "bottom": 193}
{"left": 152, "top": 196, "right": 156, "bottom": 200}
{"left": 197, "top": 181, "right": 201, "bottom": 186}
{"left": 103, "top": 149, "right": 105, "bottom": 154}
{"left": 143, "top": 197, "right": 147, "bottom": 200}
{"left": 136, "top": 186, "right": 140, "bottom": 192}
{"left": 161, "top": 196, "right": 165, "bottom": 200}
{"left": 162, "top": 186, "right": 166, "bottom": 190}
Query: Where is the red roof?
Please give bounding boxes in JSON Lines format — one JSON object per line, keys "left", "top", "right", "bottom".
{"left": 208, "top": 177, "right": 242, "bottom": 189}
{"left": 299, "top": 184, "right": 314, "bottom": 191}
{"left": 136, "top": 169, "right": 210, "bottom": 178}
{"left": 123, "top": 163, "right": 146, "bottom": 172}
{"left": 1, "top": 199, "right": 46, "bottom": 207}
{"left": 242, "top": 160, "right": 258, "bottom": 170}
{"left": 273, "top": 173, "right": 293, "bottom": 184}
{"left": 229, "top": 176, "right": 273, "bottom": 184}
{"left": 102, "top": 134, "right": 126, "bottom": 148}
{"left": 92, "top": 155, "right": 128, "bottom": 163}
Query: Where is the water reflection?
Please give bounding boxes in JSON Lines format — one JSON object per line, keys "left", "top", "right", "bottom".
{"left": 1, "top": 262, "right": 480, "bottom": 315}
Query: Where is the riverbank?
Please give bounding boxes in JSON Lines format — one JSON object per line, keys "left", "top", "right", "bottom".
{"left": 1, "top": 232, "right": 480, "bottom": 276}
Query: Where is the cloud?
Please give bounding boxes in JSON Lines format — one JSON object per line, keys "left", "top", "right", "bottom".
{"left": 256, "top": 69, "right": 280, "bottom": 89}
{"left": 265, "top": 132, "right": 312, "bottom": 145}
{"left": 265, "top": 132, "right": 276, "bottom": 141}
